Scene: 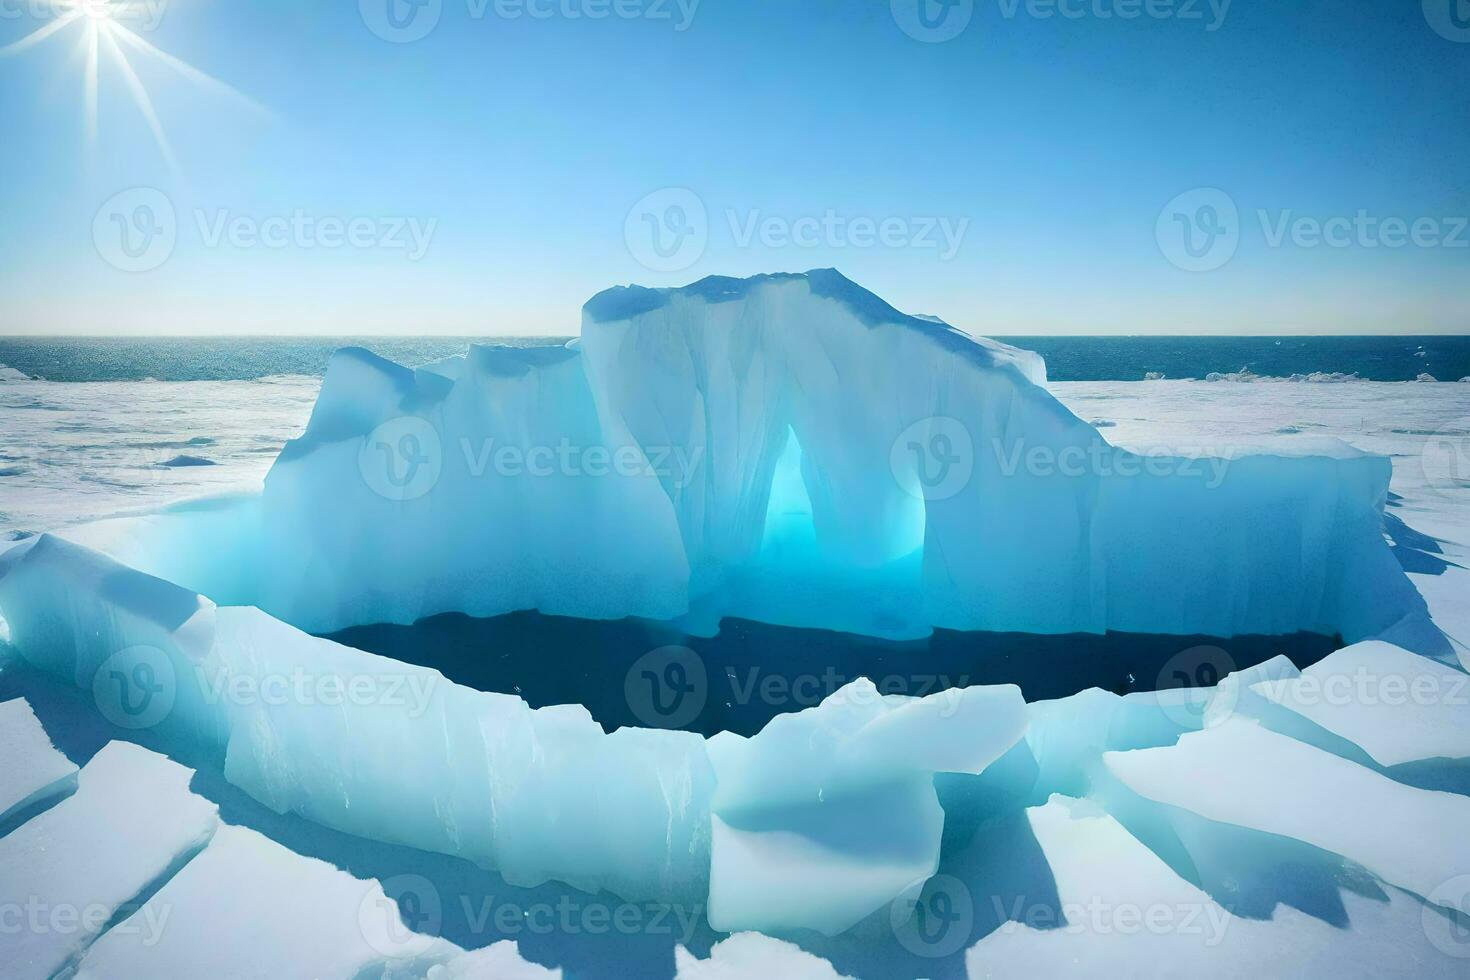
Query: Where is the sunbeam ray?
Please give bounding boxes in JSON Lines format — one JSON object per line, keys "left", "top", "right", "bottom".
{"left": 98, "top": 22, "right": 179, "bottom": 176}
{"left": 82, "top": 21, "right": 98, "bottom": 150}
{"left": 2, "top": 0, "right": 268, "bottom": 174}
{"left": 0, "top": 10, "right": 82, "bottom": 58}
{"left": 109, "top": 22, "right": 274, "bottom": 121}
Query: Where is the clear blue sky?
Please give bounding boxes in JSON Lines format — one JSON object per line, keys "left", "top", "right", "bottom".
{"left": 1, "top": 0, "right": 1466, "bottom": 335}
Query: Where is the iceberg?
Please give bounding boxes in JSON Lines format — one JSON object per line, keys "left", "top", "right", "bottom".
{"left": 69, "top": 270, "right": 1427, "bottom": 646}
{"left": 0, "top": 270, "right": 1460, "bottom": 970}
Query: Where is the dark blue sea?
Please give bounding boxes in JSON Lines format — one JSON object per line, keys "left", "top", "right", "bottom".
{"left": 1, "top": 335, "right": 1467, "bottom": 383}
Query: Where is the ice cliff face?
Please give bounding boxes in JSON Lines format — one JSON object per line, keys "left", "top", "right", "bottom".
{"left": 150, "top": 268, "right": 1423, "bottom": 644}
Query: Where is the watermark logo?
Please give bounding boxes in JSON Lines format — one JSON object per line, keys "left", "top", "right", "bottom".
{"left": 360, "top": 0, "right": 443, "bottom": 42}
{"left": 1424, "top": 0, "right": 1470, "bottom": 42}
{"left": 891, "top": 874, "right": 974, "bottom": 958}
{"left": 624, "top": 645, "right": 707, "bottom": 729}
{"left": 1424, "top": 876, "right": 1470, "bottom": 957}
{"left": 1159, "top": 189, "right": 1468, "bottom": 271}
{"left": 891, "top": 417, "right": 975, "bottom": 501}
{"left": 891, "top": 0, "right": 974, "bottom": 43}
{"left": 993, "top": 894, "right": 1232, "bottom": 944}
{"left": 359, "top": 874, "right": 443, "bottom": 957}
{"left": 1156, "top": 188, "right": 1239, "bottom": 272}
{"left": 92, "top": 645, "right": 176, "bottom": 730}
{"left": 1421, "top": 429, "right": 1470, "bottom": 500}
{"left": 194, "top": 665, "right": 439, "bottom": 718}
{"left": 625, "top": 188, "right": 708, "bottom": 273}
{"left": 93, "top": 190, "right": 438, "bottom": 271}
{"left": 0, "top": 0, "right": 169, "bottom": 30}
{"left": 360, "top": 416, "right": 443, "bottom": 501}
{"left": 0, "top": 897, "right": 172, "bottom": 947}
{"left": 1155, "top": 644, "right": 1236, "bottom": 729}
{"left": 93, "top": 187, "right": 177, "bottom": 273}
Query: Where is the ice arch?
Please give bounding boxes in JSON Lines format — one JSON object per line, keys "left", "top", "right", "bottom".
{"left": 89, "top": 269, "right": 1427, "bottom": 646}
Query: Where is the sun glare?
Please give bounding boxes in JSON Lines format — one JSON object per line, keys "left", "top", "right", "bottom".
{"left": 0, "top": 0, "right": 269, "bottom": 174}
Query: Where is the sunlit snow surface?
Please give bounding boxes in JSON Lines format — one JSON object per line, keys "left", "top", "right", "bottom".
{"left": 1, "top": 274, "right": 1469, "bottom": 978}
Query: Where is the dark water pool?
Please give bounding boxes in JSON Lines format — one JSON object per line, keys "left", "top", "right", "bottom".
{"left": 328, "top": 611, "right": 1339, "bottom": 737}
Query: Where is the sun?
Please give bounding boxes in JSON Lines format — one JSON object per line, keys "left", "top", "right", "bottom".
{"left": 0, "top": 0, "right": 269, "bottom": 174}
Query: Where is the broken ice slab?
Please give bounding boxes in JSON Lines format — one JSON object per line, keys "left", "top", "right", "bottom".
{"left": 1020, "top": 686, "right": 1208, "bottom": 803}
{"left": 0, "top": 740, "right": 218, "bottom": 980}
{"left": 966, "top": 795, "right": 1470, "bottom": 977}
{"left": 675, "top": 932, "right": 853, "bottom": 980}
{"left": 706, "top": 679, "right": 1027, "bottom": 935}
{"left": 0, "top": 696, "right": 78, "bottom": 826}
{"left": 1252, "top": 640, "right": 1470, "bottom": 767}
{"left": 71, "top": 823, "right": 460, "bottom": 980}
{"left": 1103, "top": 719, "right": 1470, "bottom": 915}
{"left": 427, "top": 941, "right": 562, "bottom": 979}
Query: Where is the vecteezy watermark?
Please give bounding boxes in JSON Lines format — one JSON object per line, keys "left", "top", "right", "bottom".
{"left": 1423, "top": 0, "right": 1470, "bottom": 43}
{"left": 193, "top": 209, "right": 436, "bottom": 260}
{"left": 727, "top": 210, "right": 969, "bottom": 261}
{"left": 1155, "top": 644, "right": 1236, "bottom": 728}
{"left": 623, "top": 188, "right": 970, "bottom": 273}
{"left": 92, "top": 188, "right": 437, "bottom": 272}
{"left": 358, "top": 874, "right": 704, "bottom": 958}
{"left": 1155, "top": 188, "right": 1240, "bottom": 273}
{"left": 1423, "top": 876, "right": 1470, "bottom": 958}
{"left": 892, "top": 0, "right": 1232, "bottom": 43}
{"left": 992, "top": 895, "right": 1232, "bottom": 945}
{"left": 0, "top": 898, "right": 172, "bottom": 947}
{"left": 891, "top": 874, "right": 975, "bottom": 958}
{"left": 193, "top": 665, "right": 439, "bottom": 719}
{"left": 625, "top": 645, "right": 708, "bottom": 729}
{"left": 1421, "top": 429, "right": 1470, "bottom": 500}
{"left": 360, "top": 874, "right": 444, "bottom": 958}
{"left": 92, "top": 645, "right": 177, "bottom": 730}
{"left": 991, "top": 438, "right": 1235, "bottom": 488}
{"left": 359, "top": 0, "right": 699, "bottom": 43}
{"left": 461, "top": 438, "right": 705, "bottom": 487}
{"left": 1158, "top": 188, "right": 1470, "bottom": 272}
{"left": 93, "top": 187, "right": 178, "bottom": 273}
{"left": 360, "top": 417, "right": 444, "bottom": 502}
{"left": 891, "top": 417, "right": 976, "bottom": 501}
{"left": 1269, "top": 667, "right": 1470, "bottom": 710}
{"left": 358, "top": 416, "right": 707, "bottom": 502}
{"left": 0, "top": 0, "right": 169, "bottom": 30}
{"left": 624, "top": 188, "right": 708, "bottom": 273}
{"left": 623, "top": 647, "right": 972, "bottom": 730}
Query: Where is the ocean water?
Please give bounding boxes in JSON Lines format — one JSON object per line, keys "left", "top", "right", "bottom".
{"left": 2, "top": 334, "right": 1469, "bottom": 382}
